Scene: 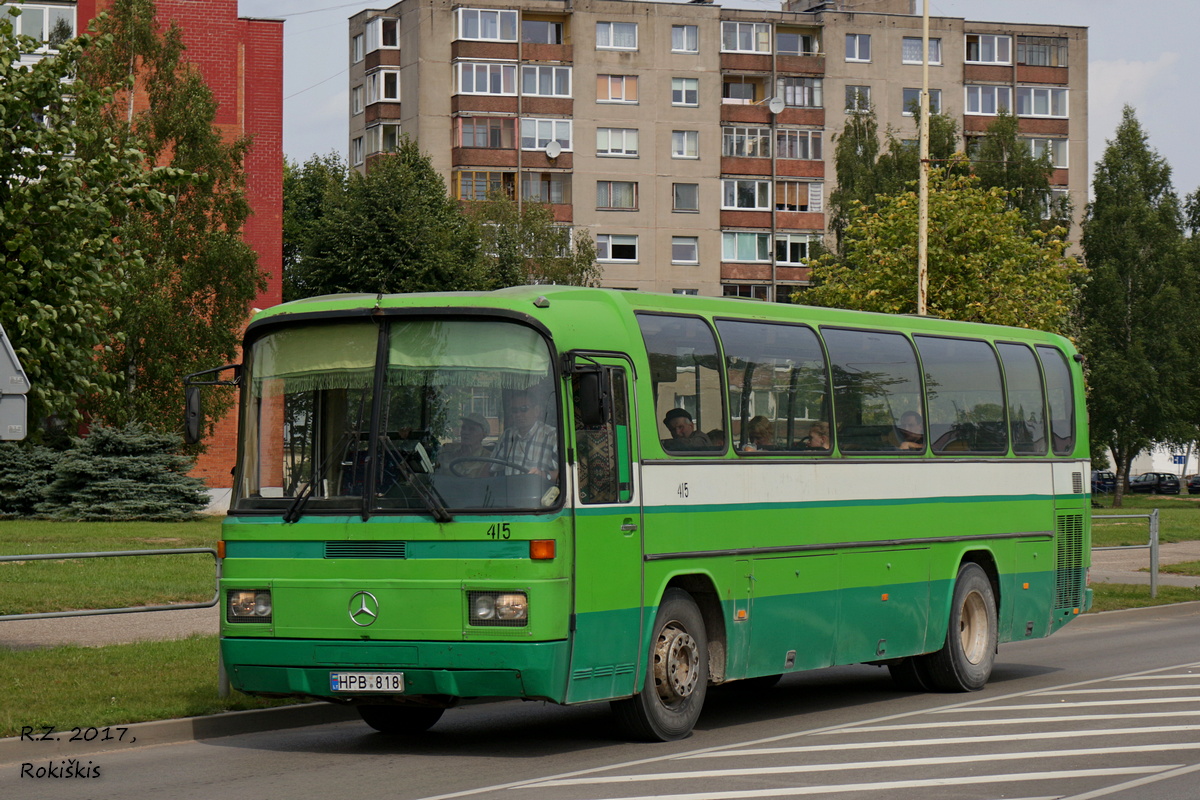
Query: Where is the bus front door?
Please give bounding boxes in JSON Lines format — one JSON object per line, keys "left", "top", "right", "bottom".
{"left": 566, "top": 361, "right": 644, "bottom": 703}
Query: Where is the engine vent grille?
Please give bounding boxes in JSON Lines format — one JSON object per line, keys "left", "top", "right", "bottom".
{"left": 1055, "top": 514, "right": 1083, "bottom": 609}
{"left": 324, "top": 541, "right": 407, "bottom": 559}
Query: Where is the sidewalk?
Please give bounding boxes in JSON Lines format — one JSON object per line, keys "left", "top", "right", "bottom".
{"left": 1089, "top": 540, "right": 1200, "bottom": 588}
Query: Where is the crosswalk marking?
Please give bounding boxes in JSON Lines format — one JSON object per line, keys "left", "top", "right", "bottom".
{"left": 938, "top": 696, "right": 1200, "bottom": 711}
{"left": 827, "top": 709, "right": 1200, "bottom": 732}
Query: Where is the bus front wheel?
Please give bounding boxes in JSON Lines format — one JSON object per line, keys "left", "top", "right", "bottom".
{"left": 611, "top": 588, "right": 709, "bottom": 742}
{"left": 357, "top": 704, "right": 445, "bottom": 735}
{"left": 923, "top": 562, "right": 998, "bottom": 692}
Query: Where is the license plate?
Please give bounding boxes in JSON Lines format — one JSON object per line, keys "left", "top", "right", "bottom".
{"left": 330, "top": 671, "right": 405, "bottom": 693}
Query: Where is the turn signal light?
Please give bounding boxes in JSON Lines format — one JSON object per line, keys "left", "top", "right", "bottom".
{"left": 530, "top": 540, "right": 556, "bottom": 560}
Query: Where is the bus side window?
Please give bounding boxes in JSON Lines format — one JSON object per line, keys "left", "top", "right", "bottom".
{"left": 574, "top": 367, "right": 632, "bottom": 504}
{"left": 636, "top": 314, "right": 725, "bottom": 455}
{"left": 1036, "top": 345, "right": 1076, "bottom": 456}
{"left": 822, "top": 327, "right": 923, "bottom": 454}
{"left": 914, "top": 335, "right": 1007, "bottom": 455}
{"left": 997, "top": 342, "right": 1047, "bottom": 455}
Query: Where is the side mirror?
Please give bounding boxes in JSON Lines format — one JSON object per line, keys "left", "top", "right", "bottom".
{"left": 184, "top": 386, "right": 203, "bottom": 444}
{"left": 575, "top": 370, "right": 607, "bottom": 427}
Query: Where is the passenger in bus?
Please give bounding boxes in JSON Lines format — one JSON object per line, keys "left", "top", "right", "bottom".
{"left": 741, "top": 415, "right": 774, "bottom": 452}
{"left": 662, "top": 408, "right": 712, "bottom": 451}
{"left": 895, "top": 411, "right": 925, "bottom": 450}
{"left": 804, "top": 420, "right": 831, "bottom": 450}
{"left": 437, "top": 413, "right": 491, "bottom": 477}
{"left": 707, "top": 429, "right": 727, "bottom": 450}
{"left": 492, "top": 390, "right": 559, "bottom": 478}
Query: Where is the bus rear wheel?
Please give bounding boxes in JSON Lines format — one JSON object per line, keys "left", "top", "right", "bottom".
{"left": 357, "top": 704, "right": 445, "bottom": 735}
{"left": 923, "top": 562, "right": 997, "bottom": 692}
{"left": 611, "top": 588, "right": 709, "bottom": 742}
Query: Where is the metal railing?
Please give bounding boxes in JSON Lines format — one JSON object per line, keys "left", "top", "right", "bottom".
{"left": 1093, "top": 508, "right": 1160, "bottom": 598}
{"left": 0, "top": 547, "right": 229, "bottom": 695}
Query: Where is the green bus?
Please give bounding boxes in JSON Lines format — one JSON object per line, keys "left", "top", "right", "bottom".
{"left": 194, "top": 287, "right": 1091, "bottom": 741}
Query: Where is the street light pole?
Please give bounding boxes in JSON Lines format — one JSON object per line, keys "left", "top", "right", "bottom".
{"left": 917, "top": 0, "right": 930, "bottom": 315}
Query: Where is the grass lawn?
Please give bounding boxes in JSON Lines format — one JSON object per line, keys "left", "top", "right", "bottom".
{"left": 1091, "top": 492, "right": 1200, "bottom": 546}
{"left": 0, "top": 635, "right": 293, "bottom": 739}
{"left": 0, "top": 518, "right": 222, "bottom": 615}
{"left": 1089, "top": 582, "right": 1200, "bottom": 612}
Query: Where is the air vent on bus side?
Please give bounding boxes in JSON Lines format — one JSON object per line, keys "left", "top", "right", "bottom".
{"left": 1072, "top": 472, "right": 1083, "bottom": 493}
{"left": 324, "top": 541, "right": 407, "bottom": 559}
{"left": 1054, "top": 514, "right": 1083, "bottom": 609}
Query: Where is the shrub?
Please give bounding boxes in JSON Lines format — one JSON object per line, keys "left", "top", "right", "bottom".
{"left": 0, "top": 443, "right": 61, "bottom": 517}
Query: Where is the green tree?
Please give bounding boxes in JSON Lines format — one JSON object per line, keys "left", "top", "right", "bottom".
{"left": 0, "top": 10, "right": 170, "bottom": 439}
{"left": 970, "top": 110, "right": 1064, "bottom": 234}
{"left": 74, "top": 0, "right": 264, "bottom": 433}
{"left": 806, "top": 168, "right": 1081, "bottom": 334}
{"left": 293, "top": 137, "right": 486, "bottom": 297}
{"left": 1080, "top": 106, "right": 1198, "bottom": 506}
{"left": 465, "top": 194, "right": 600, "bottom": 288}
{"left": 283, "top": 152, "right": 348, "bottom": 302}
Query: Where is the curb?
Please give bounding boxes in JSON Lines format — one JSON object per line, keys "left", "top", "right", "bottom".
{"left": 0, "top": 702, "right": 359, "bottom": 767}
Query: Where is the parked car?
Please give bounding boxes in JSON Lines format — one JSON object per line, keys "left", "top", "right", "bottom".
{"left": 1187, "top": 474, "right": 1200, "bottom": 495}
{"left": 1128, "top": 472, "right": 1181, "bottom": 494}
{"left": 1092, "top": 470, "right": 1116, "bottom": 494}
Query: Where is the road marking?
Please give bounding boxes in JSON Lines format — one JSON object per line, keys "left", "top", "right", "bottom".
{"left": 569, "top": 767, "right": 1172, "bottom": 800}
{"left": 827, "top": 710, "right": 1200, "bottom": 733}
{"left": 1059, "top": 762, "right": 1200, "bottom": 800}
{"left": 527, "top": 744, "right": 1200, "bottom": 788}
{"left": 1034, "top": 685, "right": 1200, "bottom": 694}
{"left": 938, "top": 696, "right": 1200, "bottom": 711}
{"left": 682, "top": 725, "right": 1200, "bottom": 758}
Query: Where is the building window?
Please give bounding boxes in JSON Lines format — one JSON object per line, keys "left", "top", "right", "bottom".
{"left": 845, "top": 33, "right": 871, "bottom": 62}
{"left": 673, "top": 183, "right": 699, "bottom": 212}
{"left": 1025, "top": 137, "right": 1068, "bottom": 169}
{"left": 672, "top": 237, "right": 699, "bottom": 264}
{"left": 723, "top": 77, "right": 765, "bottom": 104}
{"left": 352, "top": 33, "right": 364, "bottom": 63}
{"left": 777, "top": 29, "right": 819, "bottom": 56}
{"left": 1016, "top": 86, "right": 1068, "bottom": 118}
{"left": 18, "top": 2, "right": 79, "bottom": 47}
{"left": 597, "top": 74, "right": 638, "bottom": 103}
{"left": 597, "top": 127, "right": 639, "bottom": 157}
{"left": 459, "top": 117, "right": 515, "bottom": 149}
{"left": 672, "top": 24, "right": 698, "bottom": 54}
{"left": 723, "top": 180, "right": 771, "bottom": 211}
{"left": 722, "top": 232, "right": 771, "bottom": 262}
{"left": 845, "top": 85, "right": 871, "bottom": 113}
{"left": 902, "top": 37, "right": 941, "bottom": 65}
{"left": 597, "top": 234, "right": 639, "bottom": 262}
{"left": 724, "top": 284, "right": 771, "bottom": 301}
{"left": 776, "top": 76, "right": 822, "bottom": 108}
{"left": 902, "top": 88, "right": 942, "bottom": 115}
{"left": 520, "top": 118, "right": 572, "bottom": 151}
{"left": 596, "top": 21, "right": 637, "bottom": 50}
{"left": 775, "top": 180, "right": 822, "bottom": 212}
{"left": 522, "top": 19, "right": 563, "bottom": 44}
{"left": 456, "top": 62, "right": 517, "bottom": 96}
{"left": 366, "top": 123, "right": 402, "bottom": 155}
{"left": 722, "top": 126, "right": 771, "bottom": 158}
{"left": 522, "top": 65, "right": 571, "bottom": 97}
{"left": 672, "top": 77, "right": 699, "bottom": 107}
{"left": 596, "top": 181, "right": 638, "bottom": 210}
{"left": 965, "top": 33, "right": 1012, "bottom": 65}
{"left": 673, "top": 288, "right": 699, "bottom": 296}
{"left": 365, "top": 17, "right": 399, "bottom": 52}
{"left": 351, "top": 137, "right": 364, "bottom": 166}
{"left": 1018, "top": 35, "right": 1068, "bottom": 67}
{"left": 671, "top": 130, "right": 699, "bottom": 159}
{"left": 722, "top": 21, "right": 770, "bottom": 53}
{"left": 965, "top": 85, "right": 1011, "bottom": 115}
{"left": 521, "top": 172, "right": 570, "bottom": 204}
{"left": 455, "top": 8, "right": 517, "bottom": 42}
{"left": 776, "top": 129, "right": 822, "bottom": 160}
{"left": 775, "top": 233, "right": 817, "bottom": 265}
{"left": 456, "top": 171, "right": 516, "bottom": 200}
{"left": 367, "top": 69, "right": 401, "bottom": 103}
{"left": 351, "top": 86, "right": 364, "bottom": 115}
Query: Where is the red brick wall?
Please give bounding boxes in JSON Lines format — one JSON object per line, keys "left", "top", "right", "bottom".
{"left": 79, "top": 1, "right": 283, "bottom": 494}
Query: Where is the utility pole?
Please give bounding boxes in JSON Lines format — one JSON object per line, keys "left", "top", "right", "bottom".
{"left": 917, "top": 0, "right": 930, "bottom": 315}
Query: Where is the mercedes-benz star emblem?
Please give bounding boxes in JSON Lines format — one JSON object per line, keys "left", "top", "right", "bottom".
{"left": 348, "top": 590, "right": 379, "bottom": 627}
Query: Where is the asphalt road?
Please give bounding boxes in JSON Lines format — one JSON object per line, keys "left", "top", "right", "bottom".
{"left": 3, "top": 602, "right": 1198, "bottom": 800}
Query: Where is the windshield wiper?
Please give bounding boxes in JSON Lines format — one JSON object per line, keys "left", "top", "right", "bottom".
{"left": 381, "top": 437, "right": 453, "bottom": 523}
{"left": 283, "top": 432, "right": 353, "bottom": 524}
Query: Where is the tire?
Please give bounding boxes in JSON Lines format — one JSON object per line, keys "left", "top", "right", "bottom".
{"left": 357, "top": 704, "right": 444, "bottom": 734}
{"left": 611, "top": 588, "right": 709, "bottom": 742}
{"left": 922, "top": 562, "right": 998, "bottom": 692}
{"left": 887, "top": 657, "right": 932, "bottom": 692}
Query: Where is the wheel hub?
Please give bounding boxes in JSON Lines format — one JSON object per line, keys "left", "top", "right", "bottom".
{"left": 653, "top": 622, "right": 700, "bottom": 703}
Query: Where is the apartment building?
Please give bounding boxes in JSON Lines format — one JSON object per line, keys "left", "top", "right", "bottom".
{"left": 348, "top": 0, "right": 1086, "bottom": 300}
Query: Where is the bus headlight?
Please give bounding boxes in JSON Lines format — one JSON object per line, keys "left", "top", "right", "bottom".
{"left": 468, "top": 591, "right": 528, "bottom": 626}
{"left": 228, "top": 590, "right": 272, "bottom": 623}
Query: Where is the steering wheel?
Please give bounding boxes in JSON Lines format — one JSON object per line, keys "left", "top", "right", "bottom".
{"left": 448, "top": 456, "right": 530, "bottom": 477}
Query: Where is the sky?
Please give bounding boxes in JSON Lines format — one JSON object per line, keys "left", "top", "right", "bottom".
{"left": 238, "top": 0, "right": 1200, "bottom": 197}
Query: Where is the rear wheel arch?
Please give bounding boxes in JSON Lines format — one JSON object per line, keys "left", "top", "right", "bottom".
{"left": 664, "top": 573, "right": 727, "bottom": 683}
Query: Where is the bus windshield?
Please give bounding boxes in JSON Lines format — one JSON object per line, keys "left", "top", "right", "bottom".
{"left": 234, "top": 318, "right": 561, "bottom": 515}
